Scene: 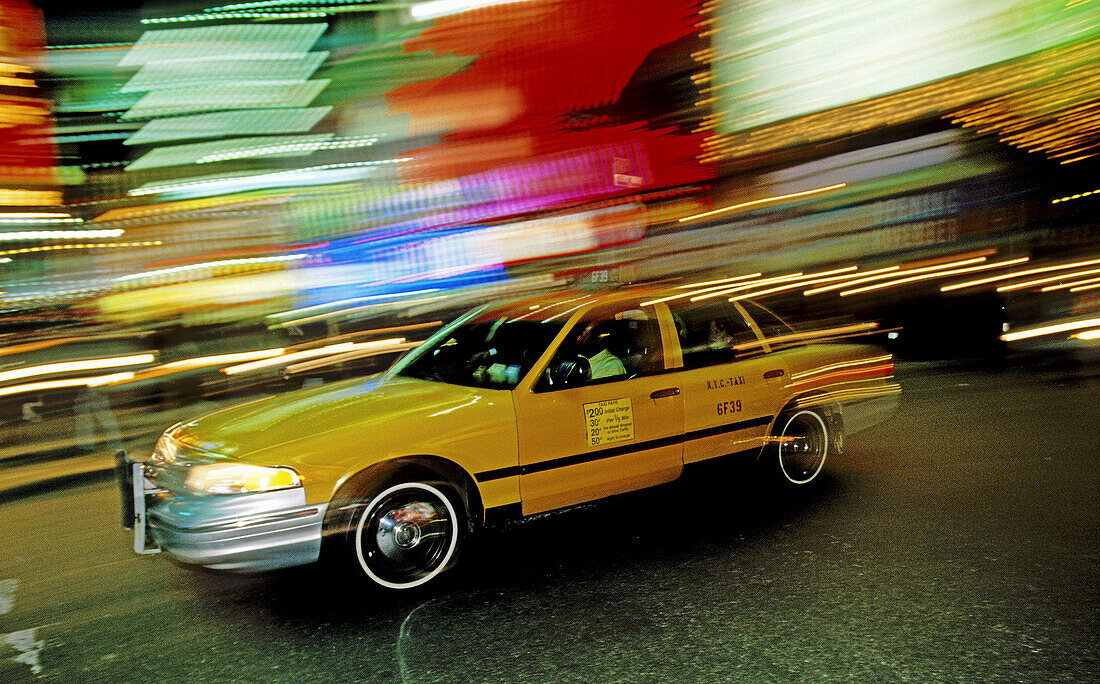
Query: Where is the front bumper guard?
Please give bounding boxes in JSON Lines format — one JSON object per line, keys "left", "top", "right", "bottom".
{"left": 114, "top": 450, "right": 162, "bottom": 555}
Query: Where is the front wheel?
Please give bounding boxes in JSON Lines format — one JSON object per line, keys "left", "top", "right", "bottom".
{"left": 773, "top": 409, "right": 829, "bottom": 485}
{"left": 350, "top": 481, "right": 463, "bottom": 590}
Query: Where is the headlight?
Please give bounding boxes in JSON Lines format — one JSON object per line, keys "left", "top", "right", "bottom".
{"left": 150, "top": 434, "right": 178, "bottom": 465}
{"left": 183, "top": 463, "right": 301, "bottom": 495}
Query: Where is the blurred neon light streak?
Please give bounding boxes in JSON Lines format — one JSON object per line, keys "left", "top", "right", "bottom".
{"left": 941, "top": 256, "right": 1100, "bottom": 291}
{"left": 839, "top": 257, "right": 1029, "bottom": 296}
{"left": 0, "top": 354, "right": 155, "bottom": 383}
{"left": 678, "top": 183, "right": 846, "bottom": 223}
{"left": 1074, "top": 329, "right": 1100, "bottom": 340}
{"left": 807, "top": 257, "right": 989, "bottom": 295}
{"left": 1070, "top": 282, "right": 1100, "bottom": 293}
{"left": 1001, "top": 318, "right": 1100, "bottom": 342}
{"left": 0, "top": 372, "right": 135, "bottom": 398}
{"left": 996, "top": 268, "right": 1100, "bottom": 292}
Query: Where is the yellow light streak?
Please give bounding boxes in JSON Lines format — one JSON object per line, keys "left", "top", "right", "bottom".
{"left": 1073, "top": 329, "right": 1100, "bottom": 340}
{"left": 0, "top": 353, "right": 155, "bottom": 384}
{"left": 732, "top": 322, "right": 880, "bottom": 351}
{"left": 690, "top": 272, "right": 807, "bottom": 302}
{"left": 807, "top": 257, "right": 989, "bottom": 296}
{"left": 941, "top": 256, "right": 1100, "bottom": 291}
{"left": 642, "top": 274, "right": 765, "bottom": 306}
{"left": 839, "top": 257, "right": 1030, "bottom": 296}
{"left": 728, "top": 265, "right": 892, "bottom": 300}
{"left": 1040, "top": 275, "right": 1100, "bottom": 292}
{"left": 1001, "top": 318, "right": 1100, "bottom": 342}
{"left": 1051, "top": 187, "right": 1099, "bottom": 204}
{"left": 789, "top": 354, "right": 894, "bottom": 381}
{"left": 0, "top": 372, "right": 135, "bottom": 398}
{"left": 996, "top": 267, "right": 1100, "bottom": 292}
{"left": 1070, "top": 282, "right": 1100, "bottom": 293}
{"left": 677, "top": 183, "right": 847, "bottom": 223}
{"left": 794, "top": 383, "right": 902, "bottom": 406}
{"left": 0, "top": 241, "right": 162, "bottom": 257}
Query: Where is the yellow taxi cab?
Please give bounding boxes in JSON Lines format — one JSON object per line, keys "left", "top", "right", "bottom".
{"left": 117, "top": 286, "right": 899, "bottom": 590}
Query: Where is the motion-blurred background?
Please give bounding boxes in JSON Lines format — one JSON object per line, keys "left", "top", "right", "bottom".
{"left": 1, "top": 0, "right": 1097, "bottom": 486}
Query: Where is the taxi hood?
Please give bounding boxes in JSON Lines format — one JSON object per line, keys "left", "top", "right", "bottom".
{"left": 166, "top": 374, "right": 505, "bottom": 463}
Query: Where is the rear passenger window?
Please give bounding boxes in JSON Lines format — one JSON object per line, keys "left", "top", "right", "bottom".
{"left": 669, "top": 301, "right": 759, "bottom": 369}
{"left": 740, "top": 301, "right": 799, "bottom": 351}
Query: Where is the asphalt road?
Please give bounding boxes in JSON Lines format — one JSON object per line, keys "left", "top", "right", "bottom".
{"left": 1, "top": 362, "right": 1097, "bottom": 683}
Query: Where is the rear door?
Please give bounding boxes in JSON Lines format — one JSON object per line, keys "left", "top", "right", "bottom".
{"left": 667, "top": 299, "right": 790, "bottom": 464}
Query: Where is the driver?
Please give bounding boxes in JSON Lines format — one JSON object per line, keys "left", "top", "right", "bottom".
{"left": 581, "top": 320, "right": 627, "bottom": 379}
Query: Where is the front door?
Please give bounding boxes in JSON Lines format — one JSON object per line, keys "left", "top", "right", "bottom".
{"left": 514, "top": 303, "right": 683, "bottom": 515}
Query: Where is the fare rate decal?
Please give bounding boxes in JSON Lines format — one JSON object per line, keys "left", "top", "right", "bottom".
{"left": 583, "top": 398, "right": 634, "bottom": 447}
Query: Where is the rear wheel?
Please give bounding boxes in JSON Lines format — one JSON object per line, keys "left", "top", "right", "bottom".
{"left": 349, "top": 481, "right": 463, "bottom": 590}
{"left": 773, "top": 409, "right": 829, "bottom": 485}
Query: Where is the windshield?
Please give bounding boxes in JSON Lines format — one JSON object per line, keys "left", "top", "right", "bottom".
{"left": 391, "top": 311, "right": 565, "bottom": 389}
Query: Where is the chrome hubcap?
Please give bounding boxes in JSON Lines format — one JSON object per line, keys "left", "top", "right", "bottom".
{"left": 355, "top": 483, "right": 458, "bottom": 589}
{"left": 779, "top": 411, "right": 828, "bottom": 484}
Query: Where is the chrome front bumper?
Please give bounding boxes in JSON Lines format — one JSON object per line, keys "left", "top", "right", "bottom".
{"left": 115, "top": 451, "right": 327, "bottom": 572}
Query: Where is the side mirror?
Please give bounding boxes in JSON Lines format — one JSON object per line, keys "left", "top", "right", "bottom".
{"left": 548, "top": 355, "right": 590, "bottom": 388}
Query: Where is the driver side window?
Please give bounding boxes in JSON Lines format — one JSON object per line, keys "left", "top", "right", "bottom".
{"left": 539, "top": 305, "right": 664, "bottom": 390}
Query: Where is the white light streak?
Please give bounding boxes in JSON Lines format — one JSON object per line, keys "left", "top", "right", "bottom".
{"left": 0, "top": 353, "right": 155, "bottom": 383}
{"left": 411, "top": 0, "right": 531, "bottom": 21}
{"left": 0, "top": 229, "right": 123, "bottom": 241}
{"left": 113, "top": 254, "right": 306, "bottom": 282}
{"left": 1001, "top": 318, "right": 1100, "bottom": 342}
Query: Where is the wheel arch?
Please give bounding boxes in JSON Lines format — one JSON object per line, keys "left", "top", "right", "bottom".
{"left": 767, "top": 390, "right": 845, "bottom": 456}
{"left": 322, "top": 455, "right": 484, "bottom": 541}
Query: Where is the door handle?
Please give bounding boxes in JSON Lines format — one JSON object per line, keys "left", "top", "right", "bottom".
{"left": 763, "top": 369, "right": 785, "bottom": 379}
{"left": 650, "top": 387, "right": 680, "bottom": 399}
